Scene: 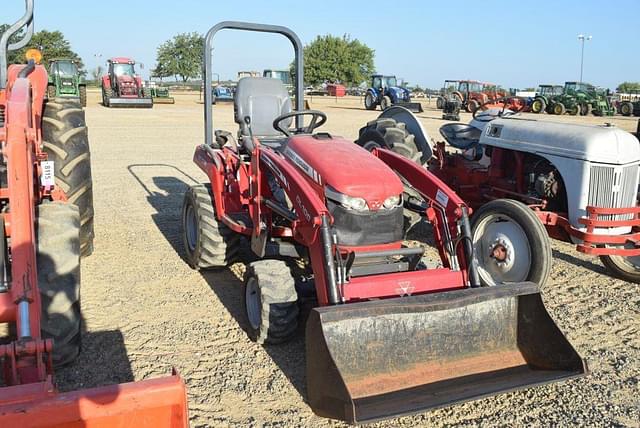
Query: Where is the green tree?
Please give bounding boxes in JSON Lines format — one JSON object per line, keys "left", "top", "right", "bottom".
{"left": 0, "top": 26, "right": 84, "bottom": 71}
{"left": 292, "top": 34, "right": 374, "bottom": 86}
{"left": 155, "top": 32, "right": 204, "bottom": 82}
{"left": 616, "top": 82, "right": 640, "bottom": 93}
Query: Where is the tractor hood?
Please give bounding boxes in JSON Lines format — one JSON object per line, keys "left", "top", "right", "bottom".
{"left": 389, "top": 86, "right": 410, "bottom": 100}
{"left": 284, "top": 134, "right": 403, "bottom": 207}
{"left": 117, "top": 75, "right": 137, "bottom": 85}
{"left": 480, "top": 118, "right": 640, "bottom": 165}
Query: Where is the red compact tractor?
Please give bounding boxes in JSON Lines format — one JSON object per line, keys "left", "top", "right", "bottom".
{"left": 0, "top": 3, "right": 187, "bottom": 426}
{"left": 359, "top": 103, "right": 640, "bottom": 283}
{"left": 182, "top": 21, "right": 586, "bottom": 424}
{"left": 101, "top": 57, "right": 153, "bottom": 108}
{"left": 437, "top": 80, "right": 505, "bottom": 113}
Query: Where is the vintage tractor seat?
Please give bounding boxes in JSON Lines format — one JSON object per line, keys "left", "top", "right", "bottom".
{"left": 439, "top": 123, "right": 482, "bottom": 150}
{"left": 235, "top": 77, "right": 292, "bottom": 151}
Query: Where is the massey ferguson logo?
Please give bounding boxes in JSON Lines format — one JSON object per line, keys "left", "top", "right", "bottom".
{"left": 369, "top": 200, "right": 382, "bottom": 210}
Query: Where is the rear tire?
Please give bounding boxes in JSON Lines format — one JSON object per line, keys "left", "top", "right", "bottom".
{"left": 79, "top": 85, "right": 87, "bottom": 107}
{"left": 37, "top": 202, "right": 82, "bottom": 367}
{"left": 531, "top": 98, "right": 546, "bottom": 114}
{"left": 356, "top": 117, "right": 422, "bottom": 163}
{"left": 600, "top": 253, "right": 640, "bottom": 283}
{"left": 42, "top": 99, "right": 94, "bottom": 257}
{"left": 242, "top": 260, "right": 298, "bottom": 344}
{"left": 182, "top": 184, "right": 239, "bottom": 269}
{"left": 471, "top": 199, "right": 551, "bottom": 287}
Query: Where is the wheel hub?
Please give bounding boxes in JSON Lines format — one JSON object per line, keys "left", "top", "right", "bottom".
{"left": 489, "top": 237, "right": 513, "bottom": 269}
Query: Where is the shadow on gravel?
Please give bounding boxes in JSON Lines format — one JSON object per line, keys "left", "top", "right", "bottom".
{"left": 551, "top": 249, "right": 608, "bottom": 276}
{"left": 127, "top": 165, "right": 310, "bottom": 401}
{"left": 56, "top": 328, "right": 135, "bottom": 392}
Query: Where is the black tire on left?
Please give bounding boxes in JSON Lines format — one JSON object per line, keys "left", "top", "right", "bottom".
{"left": 37, "top": 201, "right": 82, "bottom": 367}
{"left": 42, "top": 99, "right": 94, "bottom": 257}
{"left": 79, "top": 85, "right": 87, "bottom": 107}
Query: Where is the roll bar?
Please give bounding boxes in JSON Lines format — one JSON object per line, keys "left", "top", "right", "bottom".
{"left": 203, "top": 21, "right": 304, "bottom": 147}
{"left": 0, "top": 0, "right": 35, "bottom": 89}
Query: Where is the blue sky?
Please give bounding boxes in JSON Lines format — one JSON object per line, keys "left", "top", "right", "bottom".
{"left": 4, "top": 0, "right": 639, "bottom": 89}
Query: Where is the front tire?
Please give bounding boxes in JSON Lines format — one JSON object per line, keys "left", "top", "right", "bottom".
{"left": 42, "top": 99, "right": 94, "bottom": 257}
{"left": 37, "top": 202, "right": 82, "bottom": 367}
{"left": 470, "top": 199, "right": 552, "bottom": 287}
{"left": 436, "top": 96, "right": 445, "bottom": 109}
{"left": 600, "top": 251, "right": 640, "bottom": 283}
{"left": 552, "top": 102, "right": 566, "bottom": 115}
{"left": 182, "top": 184, "right": 239, "bottom": 269}
{"left": 467, "top": 99, "right": 480, "bottom": 113}
{"left": 620, "top": 102, "right": 633, "bottom": 116}
{"left": 356, "top": 117, "right": 422, "bottom": 163}
{"left": 531, "top": 98, "right": 546, "bottom": 113}
{"left": 242, "top": 260, "right": 299, "bottom": 344}
{"left": 568, "top": 104, "right": 580, "bottom": 115}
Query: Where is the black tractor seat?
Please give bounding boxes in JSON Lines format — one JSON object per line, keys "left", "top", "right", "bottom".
{"left": 439, "top": 123, "right": 482, "bottom": 150}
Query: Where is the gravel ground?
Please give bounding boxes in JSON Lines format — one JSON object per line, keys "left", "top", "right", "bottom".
{"left": 56, "top": 91, "right": 639, "bottom": 427}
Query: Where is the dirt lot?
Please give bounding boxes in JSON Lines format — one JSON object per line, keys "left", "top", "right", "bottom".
{"left": 57, "top": 91, "right": 639, "bottom": 427}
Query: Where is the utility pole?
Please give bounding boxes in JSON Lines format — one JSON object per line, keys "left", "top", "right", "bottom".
{"left": 577, "top": 34, "right": 592, "bottom": 83}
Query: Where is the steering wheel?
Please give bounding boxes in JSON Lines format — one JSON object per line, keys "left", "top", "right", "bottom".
{"left": 273, "top": 110, "right": 327, "bottom": 136}
{"left": 472, "top": 96, "right": 527, "bottom": 122}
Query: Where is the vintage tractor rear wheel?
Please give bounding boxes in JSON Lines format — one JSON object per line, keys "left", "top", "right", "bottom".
{"left": 531, "top": 98, "right": 546, "bottom": 113}
{"left": 364, "top": 92, "right": 377, "bottom": 110}
{"left": 242, "top": 260, "right": 299, "bottom": 344}
{"left": 470, "top": 199, "right": 551, "bottom": 287}
{"left": 79, "top": 85, "right": 87, "bottom": 107}
{"left": 552, "top": 102, "right": 566, "bottom": 115}
{"left": 356, "top": 117, "right": 422, "bottom": 163}
{"left": 42, "top": 99, "right": 94, "bottom": 257}
{"left": 182, "top": 183, "right": 240, "bottom": 269}
{"left": 620, "top": 102, "right": 634, "bottom": 116}
{"left": 381, "top": 95, "right": 392, "bottom": 110}
{"left": 600, "top": 251, "right": 640, "bottom": 283}
{"left": 37, "top": 202, "right": 82, "bottom": 367}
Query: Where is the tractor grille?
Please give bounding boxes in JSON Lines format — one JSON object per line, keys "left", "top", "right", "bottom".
{"left": 587, "top": 163, "right": 639, "bottom": 221}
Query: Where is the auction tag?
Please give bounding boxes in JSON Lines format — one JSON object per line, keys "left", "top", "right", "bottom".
{"left": 435, "top": 189, "right": 449, "bottom": 207}
{"left": 41, "top": 161, "right": 55, "bottom": 187}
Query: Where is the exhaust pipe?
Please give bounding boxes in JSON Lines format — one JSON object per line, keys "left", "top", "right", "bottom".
{"left": 306, "top": 282, "right": 587, "bottom": 423}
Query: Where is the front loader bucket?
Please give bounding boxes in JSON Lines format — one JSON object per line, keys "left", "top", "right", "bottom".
{"left": 0, "top": 371, "right": 188, "bottom": 427}
{"left": 153, "top": 96, "right": 175, "bottom": 104}
{"left": 306, "top": 282, "right": 587, "bottom": 423}
{"left": 108, "top": 96, "right": 154, "bottom": 108}
{"left": 395, "top": 102, "right": 423, "bottom": 113}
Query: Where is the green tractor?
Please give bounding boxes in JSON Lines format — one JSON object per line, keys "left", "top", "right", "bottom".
{"left": 530, "top": 84, "right": 564, "bottom": 113}
{"left": 47, "top": 59, "right": 86, "bottom": 107}
{"left": 551, "top": 82, "right": 614, "bottom": 116}
{"left": 144, "top": 81, "right": 175, "bottom": 104}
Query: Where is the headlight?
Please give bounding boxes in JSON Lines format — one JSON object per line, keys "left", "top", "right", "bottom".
{"left": 383, "top": 195, "right": 401, "bottom": 209}
{"left": 325, "top": 186, "right": 369, "bottom": 211}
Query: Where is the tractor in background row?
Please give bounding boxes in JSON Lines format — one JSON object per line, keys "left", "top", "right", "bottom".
{"left": 530, "top": 84, "right": 564, "bottom": 114}
{"left": 145, "top": 81, "right": 175, "bottom": 104}
{"left": 364, "top": 74, "right": 423, "bottom": 112}
{"left": 0, "top": 2, "right": 187, "bottom": 425}
{"left": 46, "top": 58, "right": 86, "bottom": 107}
{"left": 101, "top": 57, "right": 153, "bottom": 108}
{"left": 436, "top": 79, "right": 505, "bottom": 113}
{"left": 617, "top": 91, "right": 640, "bottom": 117}
{"left": 544, "top": 82, "right": 615, "bottom": 116}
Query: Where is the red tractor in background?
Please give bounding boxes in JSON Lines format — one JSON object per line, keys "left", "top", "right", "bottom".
{"left": 181, "top": 21, "right": 586, "bottom": 424}
{"left": 101, "top": 57, "right": 153, "bottom": 108}
{"left": 437, "top": 79, "right": 505, "bottom": 113}
{"left": 0, "top": 2, "right": 187, "bottom": 426}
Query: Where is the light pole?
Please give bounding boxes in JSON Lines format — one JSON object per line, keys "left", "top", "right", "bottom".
{"left": 577, "top": 34, "right": 592, "bottom": 83}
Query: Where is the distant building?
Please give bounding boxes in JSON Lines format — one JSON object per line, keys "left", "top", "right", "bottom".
{"left": 237, "top": 71, "right": 260, "bottom": 80}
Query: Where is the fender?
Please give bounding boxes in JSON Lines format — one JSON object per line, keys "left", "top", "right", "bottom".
{"left": 367, "top": 88, "right": 379, "bottom": 101}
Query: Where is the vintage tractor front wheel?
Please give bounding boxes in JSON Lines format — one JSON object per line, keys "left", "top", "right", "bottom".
{"left": 37, "top": 202, "right": 82, "bottom": 367}
{"left": 356, "top": 117, "right": 422, "bottom": 163}
{"left": 182, "top": 184, "right": 239, "bottom": 269}
{"left": 242, "top": 260, "right": 299, "bottom": 344}
{"left": 471, "top": 199, "right": 551, "bottom": 287}
{"left": 42, "top": 99, "right": 94, "bottom": 257}
{"left": 600, "top": 250, "right": 640, "bottom": 283}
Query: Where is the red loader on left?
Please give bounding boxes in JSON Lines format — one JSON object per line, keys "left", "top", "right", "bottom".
{"left": 0, "top": 2, "right": 188, "bottom": 426}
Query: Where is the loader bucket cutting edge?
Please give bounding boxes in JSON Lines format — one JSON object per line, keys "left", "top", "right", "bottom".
{"left": 153, "top": 97, "right": 175, "bottom": 104}
{"left": 306, "top": 282, "right": 587, "bottom": 423}
{"left": 108, "top": 97, "right": 153, "bottom": 108}
{"left": 0, "top": 371, "right": 188, "bottom": 427}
